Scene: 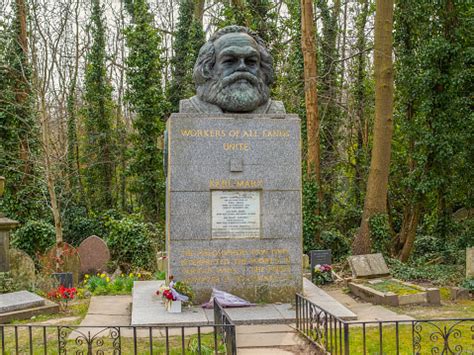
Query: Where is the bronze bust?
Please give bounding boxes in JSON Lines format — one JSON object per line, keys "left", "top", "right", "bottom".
{"left": 179, "top": 26, "right": 285, "bottom": 114}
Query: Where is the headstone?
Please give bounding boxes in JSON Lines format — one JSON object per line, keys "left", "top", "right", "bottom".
{"left": 52, "top": 272, "right": 73, "bottom": 288}
{"left": 310, "top": 250, "right": 332, "bottom": 267}
{"left": 41, "top": 242, "right": 80, "bottom": 286}
{"left": 78, "top": 235, "right": 110, "bottom": 275}
{"left": 9, "top": 248, "right": 36, "bottom": 289}
{"left": 0, "top": 291, "right": 45, "bottom": 313}
{"left": 348, "top": 253, "right": 390, "bottom": 279}
{"left": 466, "top": 247, "right": 474, "bottom": 278}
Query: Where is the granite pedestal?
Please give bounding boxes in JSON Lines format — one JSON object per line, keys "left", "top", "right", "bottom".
{"left": 166, "top": 114, "right": 302, "bottom": 303}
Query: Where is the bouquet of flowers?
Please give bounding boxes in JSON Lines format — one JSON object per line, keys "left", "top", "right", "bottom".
{"left": 312, "top": 264, "right": 333, "bottom": 285}
{"left": 47, "top": 285, "right": 77, "bottom": 311}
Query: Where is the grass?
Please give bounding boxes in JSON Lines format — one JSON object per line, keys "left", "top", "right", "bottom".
{"left": 308, "top": 320, "right": 474, "bottom": 354}
{"left": 365, "top": 279, "right": 422, "bottom": 296}
{"left": 10, "top": 299, "right": 90, "bottom": 325}
{"left": 0, "top": 326, "right": 227, "bottom": 354}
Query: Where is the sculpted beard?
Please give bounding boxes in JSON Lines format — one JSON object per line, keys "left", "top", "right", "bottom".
{"left": 197, "top": 71, "right": 270, "bottom": 112}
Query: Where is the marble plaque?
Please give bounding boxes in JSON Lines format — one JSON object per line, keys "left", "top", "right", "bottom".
{"left": 212, "top": 190, "right": 260, "bottom": 238}
{"left": 467, "top": 247, "right": 474, "bottom": 278}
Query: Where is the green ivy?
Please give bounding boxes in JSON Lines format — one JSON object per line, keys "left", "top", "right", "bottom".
{"left": 11, "top": 220, "right": 56, "bottom": 260}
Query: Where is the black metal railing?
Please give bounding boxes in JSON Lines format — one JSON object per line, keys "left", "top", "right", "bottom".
{"left": 213, "top": 299, "right": 237, "bottom": 355}
{"left": 0, "top": 322, "right": 234, "bottom": 354}
{"left": 296, "top": 293, "right": 474, "bottom": 355}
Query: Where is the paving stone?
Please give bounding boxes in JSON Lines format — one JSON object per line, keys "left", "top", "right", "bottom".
{"left": 236, "top": 331, "right": 305, "bottom": 348}
{"left": 303, "top": 278, "right": 357, "bottom": 320}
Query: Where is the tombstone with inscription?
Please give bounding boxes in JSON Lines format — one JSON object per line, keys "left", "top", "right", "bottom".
{"left": 166, "top": 26, "right": 302, "bottom": 303}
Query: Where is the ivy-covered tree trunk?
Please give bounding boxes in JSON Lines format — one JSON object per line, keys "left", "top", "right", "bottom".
{"left": 168, "top": 0, "right": 204, "bottom": 113}
{"left": 83, "top": 0, "right": 116, "bottom": 211}
{"left": 353, "top": 0, "right": 394, "bottom": 255}
{"left": 124, "top": 0, "right": 169, "bottom": 222}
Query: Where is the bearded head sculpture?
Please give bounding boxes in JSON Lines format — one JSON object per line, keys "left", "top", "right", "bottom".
{"left": 179, "top": 26, "right": 285, "bottom": 114}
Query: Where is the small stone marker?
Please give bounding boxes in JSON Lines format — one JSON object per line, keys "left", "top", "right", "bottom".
{"left": 9, "top": 248, "right": 36, "bottom": 289}
{"left": 78, "top": 235, "right": 110, "bottom": 274}
{"left": 310, "top": 250, "right": 332, "bottom": 267}
{"left": 466, "top": 247, "right": 474, "bottom": 278}
{"left": 348, "top": 253, "right": 390, "bottom": 279}
{"left": 0, "top": 291, "right": 45, "bottom": 313}
{"left": 52, "top": 272, "right": 73, "bottom": 288}
{"left": 42, "top": 242, "right": 80, "bottom": 286}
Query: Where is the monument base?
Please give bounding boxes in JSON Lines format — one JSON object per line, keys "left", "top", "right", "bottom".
{"left": 166, "top": 114, "right": 303, "bottom": 303}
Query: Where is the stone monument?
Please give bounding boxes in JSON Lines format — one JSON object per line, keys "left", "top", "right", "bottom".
{"left": 0, "top": 176, "right": 19, "bottom": 272}
{"left": 166, "top": 26, "right": 302, "bottom": 303}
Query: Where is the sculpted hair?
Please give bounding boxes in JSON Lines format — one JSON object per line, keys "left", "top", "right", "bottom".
{"left": 193, "top": 26, "right": 274, "bottom": 87}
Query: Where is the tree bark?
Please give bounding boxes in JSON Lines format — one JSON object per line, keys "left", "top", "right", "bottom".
{"left": 194, "top": 0, "right": 205, "bottom": 24}
{"left": 352, "top": 0, "right": 394, "bottom": 255}
{"left": 301, "top": 0, "right": 321, "bottom": 185}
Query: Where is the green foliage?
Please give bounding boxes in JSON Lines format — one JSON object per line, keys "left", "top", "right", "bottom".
{"left": 167, "top": 0, "right": 204, "bottom": 112}
{"left": 105, "top": 215, "right": 156, "bottom": 270}
{"left": 82, "top": 273, "right": 138, "bottom": 295}
{"left": 62, "top": 206, "right": 107, "bottom": 246}
{"left": 369, "top": 214, "right": 392, "bottom": 256}
{"left": 124, "top": 0, "right": 169, "bottom": 222}
{"left": 387, "top": 258, "right": 464, "bottom": 286}
{"left": 0, "top": 272, "right": 14, "bottom": 293}
{"left": 0, "top": 2, "right": 44, "bottom": 222}
{"left": 302, "top": 177, "right": 322, "bottom": 253}
{"left": 461, "top": 278, "right": 474, "bottom": 292}
{"left": 82, "top": 0, "right": 116, "bottom": 211}
{"left": 11, "top": 220, "right": 55, "bottom": 260}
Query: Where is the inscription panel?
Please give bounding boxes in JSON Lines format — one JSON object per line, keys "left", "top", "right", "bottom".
{"left": 212, "top": 191, "right": 260, "bottom": 238}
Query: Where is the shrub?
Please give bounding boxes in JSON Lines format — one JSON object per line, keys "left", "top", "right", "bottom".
{"left": 315, "top": 229, "right": 351, "bottom": 262}
{"left": 105, "top": 216, "right": 156, "bottom": 270}
{"left": 11, "top": 220, "right": 55, "bottom": 260}
{"left": 369, "top": 214, "right": 392, "bottom": 256}
{"left": 62, "top": 206, "right": 108, "bottom": 246}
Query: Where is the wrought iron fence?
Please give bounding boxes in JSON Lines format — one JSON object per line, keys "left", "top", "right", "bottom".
{"left": 213, "top": 299, "right": 237, "bottom": 355}
{"left": 0, "top": 322, "right": 234, "bottom": 354}
{"left": 296, "top": 293, "right": 474, "bottom": 355}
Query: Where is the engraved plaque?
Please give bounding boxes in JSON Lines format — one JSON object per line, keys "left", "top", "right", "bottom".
{"left": 212, "top": 190, "right": 260, "bottom": 238}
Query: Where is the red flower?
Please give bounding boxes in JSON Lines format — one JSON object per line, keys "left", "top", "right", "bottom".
{"left": 162, "top": 289, "right": 175, "bottom": 301}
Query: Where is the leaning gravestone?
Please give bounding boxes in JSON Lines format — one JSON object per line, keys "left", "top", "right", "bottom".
{"left": 9, "top": 248, "right": 36, "bottom": 289}
{"left": 348, "top": 253, "right": 390, "bottom": 279}
{"left": 78, "top": 235, "right": 110, "bottom": 275}
{"left": 41, "top": 242, "right": 80, "bottom": 286}
{"left": 166, "top": 26, "right": 302, "bottom": 303}
{"left": 467, "top": 247, "right": 474, "bottom": 278}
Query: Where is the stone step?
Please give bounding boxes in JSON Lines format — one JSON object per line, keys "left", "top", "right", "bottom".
{"left": 303, "top": 278, "right": 357, "bottom": 321}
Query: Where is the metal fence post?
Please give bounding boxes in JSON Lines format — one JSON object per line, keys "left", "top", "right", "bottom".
{"left": 343, "top": 323, "right": 350, "bottom": 355}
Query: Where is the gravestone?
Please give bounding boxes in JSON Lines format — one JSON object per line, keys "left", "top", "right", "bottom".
{"left": 41, "top": 242, "right": 80, "bottom": 286}
{"left": 310, "top": 250, "right": 332, "bottom": 267}
{"left": 52, "top": 272, "right": 73, "bottom": 288}
{"left": 9, "top": 248, "right": 36, "bottom": 289}
{"left": 78, "top": 235, "right": 110, "bottom": 274}
{"left": 348, "top": 253, "right": 390, "bottom": 279}
{"left": 0, "top": 291, "right": 45, "bottom": 313}
{"left": 467, "top": 247, "right": 474, "bottom": 278}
